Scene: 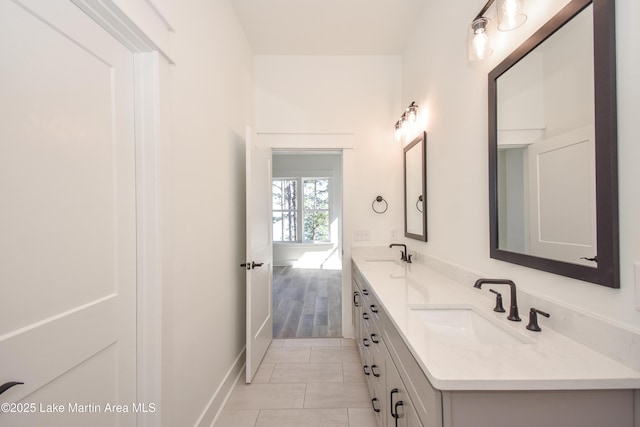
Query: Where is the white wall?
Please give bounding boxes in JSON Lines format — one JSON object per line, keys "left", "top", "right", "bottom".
{"left": 255, "top": 56, "right": 404, "bottom": 245}
{"left": 160, "top": 0, "right": 253, "bottom": 425}
{"left": 401, "top": 0, "right": 640, "bottom": 331}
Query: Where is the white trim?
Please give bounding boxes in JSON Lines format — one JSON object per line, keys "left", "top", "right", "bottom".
{"left": 341, "top": 149, "right": 354, "bottom": 338}
{"left": 198, "top": 349, "right": 246, "bottom": 427}
{"left": 71, "top": 0, "right": 174, "bottom": 63}
{"left": 67, "top": 3, "right": 168, "bottom": 425}
{"left": 134, "top": 52, "right": 163, "bottom": 427}
{"left": 257, "top": 133, "right": 355, "bottom": 149}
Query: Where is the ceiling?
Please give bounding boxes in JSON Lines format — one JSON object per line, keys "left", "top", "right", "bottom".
{"left": 229, "top": 0, "right": 427, "bottom": 55}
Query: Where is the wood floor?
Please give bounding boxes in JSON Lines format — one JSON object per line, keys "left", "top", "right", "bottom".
{"left": 273, "top": 266, "right": 342, "bottom": 338}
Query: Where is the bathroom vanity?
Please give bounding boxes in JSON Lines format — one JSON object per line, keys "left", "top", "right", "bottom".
{"left": 351, "top": 256, "right": 640, "bottom": 427}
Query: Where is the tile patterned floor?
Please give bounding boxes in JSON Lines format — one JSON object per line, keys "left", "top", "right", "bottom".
{"left": 214, "top": 338, "right": 377, "bottom": 427}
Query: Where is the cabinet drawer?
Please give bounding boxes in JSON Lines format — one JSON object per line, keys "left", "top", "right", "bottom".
{"left": 384, "top": 324, "right": 442, "bottom": 427}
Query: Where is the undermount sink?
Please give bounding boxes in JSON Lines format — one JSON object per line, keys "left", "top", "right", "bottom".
{"left": 410, "top": 306, "right": 528, "bottom": 345}
{"left": 364, "top": 259, "right": 406, "bottom": 278}
{"left": 364, "top": 259, "right": 400, "bottom": 265}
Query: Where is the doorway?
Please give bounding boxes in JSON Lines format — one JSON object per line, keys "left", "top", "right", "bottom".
{"left": 271, "top": 151, "right": 343, "bottom": 338}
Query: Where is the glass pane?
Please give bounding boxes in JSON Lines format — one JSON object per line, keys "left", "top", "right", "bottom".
{"left": 284, "top": 180, "right": 297, "bottom": 212}
{"left": 303, "top": 210, "right": 329, "bottom": 242}
{"left": 303, "top": 179, "right": 329, "bottom": 210}
{"left": 285, "top": 211, "right": 297, "bottom": 241}
{"left": 272, "top": 180, "right": 283, "bottom": 210}
{"left": 273, "top": 211, "right": 297, "bottom": 242}
{"left": 273, "top": 179, "right": 298, "bottom": 211}
{"left": 272, "top": 212, "right": 283, "bottom": 241}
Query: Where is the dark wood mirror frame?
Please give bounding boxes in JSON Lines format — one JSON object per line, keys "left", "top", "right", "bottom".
{"left": 488, "top": 0, "right": 619, "bottom": 288}
{"left": 404, "top": 132, "right": 428, "bottom": 241}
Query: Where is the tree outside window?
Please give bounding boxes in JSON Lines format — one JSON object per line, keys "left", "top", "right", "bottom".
{"left": 272, "top": 179, "right": 297, "bottom": 242}
{"left": 303, "top": 179, "right": 329, "bottom": 242}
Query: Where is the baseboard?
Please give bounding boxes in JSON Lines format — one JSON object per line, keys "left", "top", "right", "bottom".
{"left": 194, "top": 347, "right": 246, "bottom": 427}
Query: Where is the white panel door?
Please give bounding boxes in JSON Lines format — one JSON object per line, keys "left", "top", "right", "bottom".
{"left": 245, "top": 129, "right": 273, "bottom": 383}
{"left": 528, "top": 127, "right": 597, "bottom": 266}
{"left": 0, "top": 1, "right": 136, "bottom": 425}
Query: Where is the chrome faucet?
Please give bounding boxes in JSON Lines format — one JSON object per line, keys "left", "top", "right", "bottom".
{"left": 389, "top": 244, "right": 408, "bottom": 262}
{"left": 473, "top": 279, "right": 521, "bottom": 321}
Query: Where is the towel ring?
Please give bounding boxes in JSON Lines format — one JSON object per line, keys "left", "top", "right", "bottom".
{"left": 372, "top": 196, "right": 388, "bottom": 214}
{"left": 416, "top": 195, "right": 424, "bottom": 213}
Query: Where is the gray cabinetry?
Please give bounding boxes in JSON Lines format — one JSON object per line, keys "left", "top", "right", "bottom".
{"left": 352, "top": 262, "right": 431, "bottom": 427}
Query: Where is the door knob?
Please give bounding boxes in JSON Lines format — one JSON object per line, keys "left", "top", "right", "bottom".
{"left": 0, "top": 382, "right": 23, "bottom": 395}
{"left": 240, "top": 261, "right": 265, "bottom": 270}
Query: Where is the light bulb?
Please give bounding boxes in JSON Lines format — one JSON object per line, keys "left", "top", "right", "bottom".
{"left": 468, "top": 18, "right": 493, "bottom": 62}
{"left": 394, "top": 121, "right": 402, "bottom": 142}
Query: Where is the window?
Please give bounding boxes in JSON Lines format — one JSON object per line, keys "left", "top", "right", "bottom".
{"left": 303, "top": 179, "right": 329, "bottom": 242}
{"left": 272, "top": 177, "right": 330, "bottom": 243}
{"left": 272, "top": 179, "right": 298, "bottom": 242}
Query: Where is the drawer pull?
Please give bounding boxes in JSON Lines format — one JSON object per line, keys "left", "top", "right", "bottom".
{"left": 363, "top": 338, "right": 370, "bottom": 347}
{"left": 371, "top": 364, "right": 381, "bottom": 378}
{"left": 0, "top": 382, "right": 23, "bottom": 396}
{"left": 363, "top": 365, "right": 370, "bottom": 376}
{"left": 353, "top": 291, "right": 360, "bottom": 307}
{"left": 371, "top": 397, "right": 381, "bottom": 413}
{"left": 370, "top": 333, "right": 379, "bottom": 344}
{"left": 363, "top": 312, "right": 369, "bottom": 320}
{"left": 394, "top": 400, "right": 405, "bottom": 427}
{"left": 390, "top": 388, "right": 399, "bottom": 417}
{"left": 362, "top": 289, "right": 369, "bottom": 296}
{"left": 370, "top": 304, "right": 378, "bottom": 313}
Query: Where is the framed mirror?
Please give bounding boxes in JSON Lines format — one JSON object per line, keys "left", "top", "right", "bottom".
{"left": 404, "top": 132, "right": 427, "bottom": 241}
{"left": 488, "top": 0, "right": 619, "bottom": 288}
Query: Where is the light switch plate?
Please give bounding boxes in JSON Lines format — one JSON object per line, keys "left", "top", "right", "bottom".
{"left": 635, "top": 262, "right": 640, "bottom": 311}
{"left": 354, "top": 229, "right": 370, "bottom": 241}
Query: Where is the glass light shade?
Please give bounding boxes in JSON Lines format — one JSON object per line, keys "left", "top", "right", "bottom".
{"left": 468, "top": 18, "right": 493, "bottom": 62}
{"left": 497, "top": 0, "right": 527, "bottom": 31}
{"left": 407, "top": 102, "right": 418, "bottom": 123}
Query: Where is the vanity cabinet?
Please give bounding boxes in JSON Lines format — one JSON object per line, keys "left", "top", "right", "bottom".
{"left": 352, "top": 261, "right": 638, "bottom": 427}
{"left": 353, "top": 265, "right": 434, "bottom": 427}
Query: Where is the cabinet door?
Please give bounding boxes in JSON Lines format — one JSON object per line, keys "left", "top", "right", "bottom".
{"left": 383, "top": 319, "right": 443, "bottom": 426}
{"left": 362, "top": 344, "right": 384, "bottom": 426}
{"left": 352, "top": 281, "right": 362, "bottom": 351}
{"left": 385, "top": 347, "right": 424, "bottom": 427}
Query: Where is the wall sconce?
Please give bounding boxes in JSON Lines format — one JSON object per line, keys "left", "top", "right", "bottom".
{"left": 394, "top": 101, "right": 419, "bottom": 142}
{"left": 468, "top": 0, "right": 527, "bottom": 62}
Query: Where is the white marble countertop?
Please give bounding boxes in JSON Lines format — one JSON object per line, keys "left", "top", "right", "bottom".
{"left": 352, "top": 255, "right": 640, "bottom": 391}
